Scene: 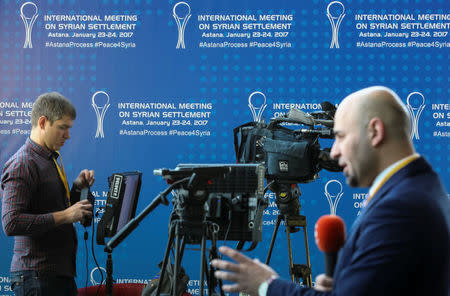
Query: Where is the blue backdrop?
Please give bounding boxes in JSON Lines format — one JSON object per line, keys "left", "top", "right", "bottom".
{"left": 0, "top": 0, "right": 449, "bottom": 294}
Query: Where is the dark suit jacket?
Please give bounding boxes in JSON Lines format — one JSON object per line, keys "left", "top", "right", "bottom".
{"left": 268, "top": 157, "right": 449, "bottom": 296}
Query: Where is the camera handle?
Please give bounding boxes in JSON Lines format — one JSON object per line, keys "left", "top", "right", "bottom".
{"left": 265, "top": 214, "right": 312, "bottom": 287}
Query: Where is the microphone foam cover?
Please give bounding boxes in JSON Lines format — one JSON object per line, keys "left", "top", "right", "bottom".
{"left": 314, "top": 214, "right": 346, "bottom": 253}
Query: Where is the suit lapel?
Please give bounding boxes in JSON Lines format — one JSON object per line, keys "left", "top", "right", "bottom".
{"left": 361, "top": 157, "right": 427, "bottom": 218}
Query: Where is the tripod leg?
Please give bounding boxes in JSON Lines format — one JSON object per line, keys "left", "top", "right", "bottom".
{"left": 157, "top": 223, "right": 176, "bottom": 296}
{"left": 206, "top": 226, "right": 225, "bottom": 296}
{"left": 205, "top": 254, "right": 213, "bottom": 296}
{"left": 172, "top": 222, "right": 184, "bottom": 296}
{"left": 179, "top": 236, "right": 186, "bottom": 263}
{"left": 106, "top": 252, "right": 113, "bottom": 296}
{"left": 265, "top": 215, "right": 282, "bottom": 265}
{"left": 205, "top": 238, "right": 215, "bottom": 296}
{"left": 285, "top": 224, "right": 296, "bottom": 283}
{"left": 208, "top": 227, "right": 225, "bottom": 296}
{"left": 302, "top": 223, "right": 312, "bottom": 286}
{"left": 200, "top": 232, "right": 207, "bottom": 296}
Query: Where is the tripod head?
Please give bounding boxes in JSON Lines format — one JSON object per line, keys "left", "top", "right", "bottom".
{"left": 268, "top": 181, "right": 303, "bottom": 233}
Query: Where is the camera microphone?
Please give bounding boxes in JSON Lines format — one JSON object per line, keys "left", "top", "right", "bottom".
{"left": 299, "top": 128, "right": 333, "bottom": 137}
{"left": 286, "top": 108, "right": 315, "bottom": 125}
{"left": 153, "top": 169, "right": 163, "bottom": 176}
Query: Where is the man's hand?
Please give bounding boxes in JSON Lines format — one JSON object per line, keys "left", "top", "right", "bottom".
{"left": 73, "top": 169, "right": 95, "bottom": 190}
{"left": 211, "top": 246, "right": 278, "bottom": 296}
{"left": 314, "top": 274, "right": 333, "bottom": 292}
{"left": 53, "top": 200, "right": 93, "bottom": 226}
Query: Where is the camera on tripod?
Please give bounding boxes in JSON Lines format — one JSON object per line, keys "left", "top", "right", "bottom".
{"left": 152, "top": 163, "right": 267, "bottom": 296}
{"left": 233, "top": 102, "right": 343, "bottom": 285}
{"left": 155, "top": 163, "right": 266, "bottom": 246}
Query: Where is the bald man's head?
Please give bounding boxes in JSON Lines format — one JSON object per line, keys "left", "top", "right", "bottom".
{"left": 331, "top": 86, "right": 415, "bottom": 187}
{"left": 339, "top": 86, "right": 412, "bottom": 142}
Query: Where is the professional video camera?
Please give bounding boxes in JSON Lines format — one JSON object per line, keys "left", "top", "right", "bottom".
{"left": 234, "top": 101, "right": 341, "bottom": 184}
{"left": 234, "top": 101, "right": 343, "bottom": 226}
{"left": 234, "top": 102, "right": 341, "bottom": 212}
{"left": 155, "top": 163, "right": 266, "bottom": 246}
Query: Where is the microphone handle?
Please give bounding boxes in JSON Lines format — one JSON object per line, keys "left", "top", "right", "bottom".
{"left": 325, "top": 252, "right": 338, "bottom": 277}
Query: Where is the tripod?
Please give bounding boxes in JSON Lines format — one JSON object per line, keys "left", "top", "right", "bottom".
{"left": 156, "top": 214, "right": 225, "bottom": 296}
{"left": 265, "top": 183, "right": 312, "bottom": 286}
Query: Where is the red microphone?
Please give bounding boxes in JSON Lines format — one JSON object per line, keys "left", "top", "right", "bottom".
{"left": 314, "top": 215, "right": 346, "bottom": 277}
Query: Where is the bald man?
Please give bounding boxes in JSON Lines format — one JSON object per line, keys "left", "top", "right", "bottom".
{"left": 211, "top": 86, "right": 449, "bottom": 296}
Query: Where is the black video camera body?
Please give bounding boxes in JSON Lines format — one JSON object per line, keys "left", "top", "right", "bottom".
{"left": 233, "top": 102, "right": 341, "bottom": 185}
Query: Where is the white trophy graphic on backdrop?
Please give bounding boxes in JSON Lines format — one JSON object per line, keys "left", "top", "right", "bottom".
{"left": 248, "top": 91, "right": 267, "bottom": 123}
{"left": 173, "top": 2, "right": 191, "bottom": 49}
{"left": 324, "top": 179, "right": 344, "bottom": 215}
{"left": 20, "top": 2, "right": 38, "bottom": 49}
{"left": 326, "top": 1, "right": 345, "bottom": 49}
{"left": 92, "top": 91, "right": 110, "bottom": 138}
{"left": 90, "top": 266, "right": 106, "bottom": 285}
{"left": 406, "top": 92, "right": 425, "bottom": 140}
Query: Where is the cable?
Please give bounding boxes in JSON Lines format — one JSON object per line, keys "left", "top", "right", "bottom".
{"left": 92, "top": 207, "right": 104, "bottom": 296}
{"left": 84, "top": 228, "right": 89, "bottom": 296}
{"left": 222, "top": 209, "right": 233, "bottom": 251}
{"left": 264, "top": 180, "right": 275, "bottom": 194}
